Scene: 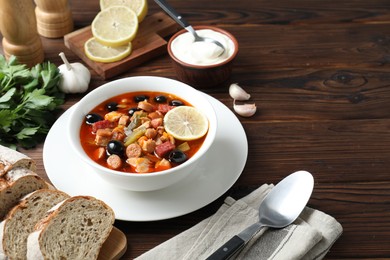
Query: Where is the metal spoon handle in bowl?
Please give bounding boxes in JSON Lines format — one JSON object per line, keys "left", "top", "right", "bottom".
{"left": 154, "top": 0, "right": 190, "bottom": 28}
{"left": 154, "top": 0, "right": 226, "bottom": 54}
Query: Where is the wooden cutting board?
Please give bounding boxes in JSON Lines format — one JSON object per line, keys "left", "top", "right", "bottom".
{"left": 98, "top": 227, "right": 127, "bottom": 260}
{"left": 64, "top": 12, "right": 180, "bottom": 79}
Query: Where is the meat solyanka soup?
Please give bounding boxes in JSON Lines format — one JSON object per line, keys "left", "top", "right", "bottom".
{"left": 80, "top": 91, "right": 208, "bottom": 173}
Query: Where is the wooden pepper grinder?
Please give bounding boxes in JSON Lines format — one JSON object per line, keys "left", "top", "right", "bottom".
{"left": 35, "top": 0, "right": 73, "bottom": 38}
{"left": 0, "top": 0, "right": 44, "bottom": 67}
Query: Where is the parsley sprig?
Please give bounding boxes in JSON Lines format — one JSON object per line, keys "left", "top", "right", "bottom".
{"left": 0, "top": 55, "right": 65, "bottom": 149}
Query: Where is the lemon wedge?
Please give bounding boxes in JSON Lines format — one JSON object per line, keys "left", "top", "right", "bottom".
{"left": 91, "top": 6, "right": 138, "bottom": 47}
{"left": 84, "top": 37, "right": 132, "bottom": 63}
{"left": 100, "top": 0, "right": 148, "bottom": 22}
{"left": 164, "top": 106, "right": 209, "bottom": 141}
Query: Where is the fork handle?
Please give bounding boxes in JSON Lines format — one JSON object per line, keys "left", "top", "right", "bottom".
{"left": 154, "top": 0, "right": 189, "bottom": 28}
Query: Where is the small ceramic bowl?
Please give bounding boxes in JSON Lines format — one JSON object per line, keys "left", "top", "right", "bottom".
{"left": 67, "top": 76, "right": 217, "bottom": 192}
{"left": 167, "top": 25, "right": 238, "bottom": 89}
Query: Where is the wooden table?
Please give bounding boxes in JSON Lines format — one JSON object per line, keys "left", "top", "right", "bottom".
{"left": 2, "top": 0, "right": 390, "bottom": 258}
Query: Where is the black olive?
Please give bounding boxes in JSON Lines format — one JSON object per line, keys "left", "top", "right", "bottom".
{"left": 85, "top": 113, "right": 103, "bottom": 125}
{"left": 128, "top": 107, "right": 141, "bottom": 116}
{"left": 168, "top": 149, "right": 187, "bottom": 164}
{"left": 106, "top": 140, "right": 125, "bottom": 157}
{"left": 154, "top": 95, "right": 167, "bottom": 103}
{"left": 134, "top": 95, "right": 149, "bottom": 102}
{"left": 169, "top": 100, "right": 184, "bottom": 106}
{"left": 106, "top": 102, "right": 118, "bottom": 111}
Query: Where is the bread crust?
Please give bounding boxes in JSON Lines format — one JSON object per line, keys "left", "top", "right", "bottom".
{"left": 0, "top": 168, "right": 53, "bottom": 220}
{"left": 0, "top": 189, "right": 70, "bottom": 260}
{"left": 0, "top": 145, "right": 36, "bottom": 177}
{"left": 27, "top": 196, "right": 115, "bottom": 260}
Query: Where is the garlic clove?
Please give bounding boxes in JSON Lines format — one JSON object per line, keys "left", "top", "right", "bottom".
{"left": 233, "top": 101, "right": 257, "bottom": 117}
{"left": 229, "top": 83, "right": 251, "bottom": 101}
{"left": 58, "top": 52, "right": 91, "bottom": 94}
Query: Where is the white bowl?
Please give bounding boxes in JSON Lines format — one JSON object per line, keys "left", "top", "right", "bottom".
{"left": 68, "top": 76, "right": 217, "bottom": 191}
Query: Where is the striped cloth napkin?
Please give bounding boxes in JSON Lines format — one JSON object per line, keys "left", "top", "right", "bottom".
{"left": 136, "top": 184, "right": 343, "bottom": 260}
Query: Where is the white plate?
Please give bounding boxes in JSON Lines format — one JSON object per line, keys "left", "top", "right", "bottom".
{"left": 43, "top": 94, "right": 248, "bottom": 221}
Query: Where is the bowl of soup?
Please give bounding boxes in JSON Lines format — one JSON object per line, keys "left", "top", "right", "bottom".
{"left": 68, "top": 76, "right": 217, "bottom": 191}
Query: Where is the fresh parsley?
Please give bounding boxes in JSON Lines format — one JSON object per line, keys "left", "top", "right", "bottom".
{"left": 0, "top": 55, "right": 65, "bottom": 149}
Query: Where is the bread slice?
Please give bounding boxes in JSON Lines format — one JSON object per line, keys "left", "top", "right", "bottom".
{"left": 0, "top": 145, "right": 36, "bottom": 177}
{"left": 0, "top": 189, "right": 70, "bottom": 260}
{"left": 0, "top": 168, "right": 53, "bottom": 220}
{"left": 26, "top": 196, "right": 115, "bottom": 260}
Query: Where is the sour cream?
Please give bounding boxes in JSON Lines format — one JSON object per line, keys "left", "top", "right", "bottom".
{"left": 170, "top": 29, "right": 235, "bottom": 66}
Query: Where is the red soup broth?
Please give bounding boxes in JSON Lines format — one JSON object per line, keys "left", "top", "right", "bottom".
{"left": 79, "top": 91, "right": 207, "bottom": 173}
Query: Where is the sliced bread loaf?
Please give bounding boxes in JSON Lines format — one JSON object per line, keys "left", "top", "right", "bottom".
{"left": 0, "top": 189, "right": 70, "bottom": 260}
{"left": 26, "top": 196, "right": 115, "bottom": 260}
{"left": 0, "top": 168, "right": 53, "bottom": 220}
{"left": 0, "top": 145, "right": 36, "bottom": 177}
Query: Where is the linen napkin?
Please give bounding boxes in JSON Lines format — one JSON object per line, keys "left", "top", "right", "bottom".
{"left": 136, "top": 184, "right": 343, "bottom": 260}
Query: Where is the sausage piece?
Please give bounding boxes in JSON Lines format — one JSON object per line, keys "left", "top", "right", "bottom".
{"left": 107, "top": 154, "right": 122, "bottom": 170}
{"left": 126, "top": 143, "right": 142, "bottom": 158}
{"left": 155, "top": 141, "right": 175, "bottom": 158}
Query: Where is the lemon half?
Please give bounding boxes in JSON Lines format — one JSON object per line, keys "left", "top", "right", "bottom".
{"left": 91, "top": 6, "right": 138, "bottom": 47}
{"left": 164, "top": 106, "right": 209, "bottom": 141}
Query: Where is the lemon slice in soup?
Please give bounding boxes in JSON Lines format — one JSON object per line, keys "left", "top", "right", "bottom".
{"left": 164, "top": 106, "right": 209, "bottom": 141}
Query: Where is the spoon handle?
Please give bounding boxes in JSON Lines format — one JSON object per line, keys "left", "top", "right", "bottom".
{"left": 205, "top": 235, "right": 245, "bottom": 260}
{"left": 153, "top": 0, "right": 189, "bottom": 28}
{"left": 206, "top": 222, "right": 263, "bottom": 260}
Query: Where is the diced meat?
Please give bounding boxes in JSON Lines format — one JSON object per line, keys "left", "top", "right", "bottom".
{"left": 141, "top": 139, "right": 156, "bottom": 154}
{"left": 112, "top": 125, "right": 125, "bottom": 141}
{"left": 104, "top": 111, "right": 124, "bottom": 122}
{"left": 155, "top": 141, "right": 175, "bottom": 158}
{"left": 95, "top": 129, "right": 112, "bottom": 146}
{"left": 145, "top": 128, "right": 157, "bottom": 139}
{"left": 92, "top": 120, "right": 113, "bottom": 133}
{"left": 126, "top": 157, "right": 152, "bottom": 173}
{"left": 157, "top": 104, "right": 174, "bottom": 114}
{"left": 112, "top": 131, "right": 125, "bottom": 141}
{"left": 151, "top": 118, "right": 163, "bottom": 129}
{"left": 148, "top": 111, "right": 163, "bottom": 120}
{"left": 118, "top": 115, "right": 130, "bottom": 126}
{"left": 107, "top": 154, "right": 122, "bottom": 170}
{"left": 156, "top": 126, "right": 165, "bottom": 135}
{"left": 138, "top": 101, "right": 155, "bottom": 112}
{"left": 126, "top": 143, "right": 142, "bottom": 158}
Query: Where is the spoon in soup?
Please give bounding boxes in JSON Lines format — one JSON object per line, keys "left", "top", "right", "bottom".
{"left": 154, "top": 0, "right": 226, "bottom": 57}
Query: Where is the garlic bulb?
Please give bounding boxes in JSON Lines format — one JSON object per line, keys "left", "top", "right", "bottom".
{"left": 233, "top": 100, "right": 257, "bottom": 117}
{"left": 58, "top": 52, "right": 91, "bottom": 94}
{"left": 229, "top": 83, "right": 251, "bottom": 101}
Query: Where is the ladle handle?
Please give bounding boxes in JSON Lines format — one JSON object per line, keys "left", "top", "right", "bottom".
{"left": 205, "top": 235, "right": 245, "bottom": 260}
{"left": 154, "top": 0, "right": 189, "bottom": 28}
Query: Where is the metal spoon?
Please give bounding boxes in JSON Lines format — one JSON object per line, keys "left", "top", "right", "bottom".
{"left": 206, "top": 170, "right": 314, "bottom": 260}
{"left": 154, "top": 0, "right": 226, "bottom": 56}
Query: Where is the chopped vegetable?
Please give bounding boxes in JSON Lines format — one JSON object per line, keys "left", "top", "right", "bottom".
{"left": 0, "top": 55, "right": 65, "bottom": 149}
{"left": 124, "top": 126, "right": 147, "bottom": 146}
{"left": 177, "top": 142, "right": 190, "bottom": 152}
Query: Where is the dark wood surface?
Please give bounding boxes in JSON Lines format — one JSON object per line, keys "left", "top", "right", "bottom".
{"left": 2, "top": 0, "right": 390, "bottom": 258}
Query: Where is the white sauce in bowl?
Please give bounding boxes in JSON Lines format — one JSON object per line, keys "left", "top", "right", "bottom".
{"left": 170, "top": 29, "right": 235, "bottom": 66}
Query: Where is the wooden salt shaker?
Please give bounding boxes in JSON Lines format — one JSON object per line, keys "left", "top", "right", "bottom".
{"left": 0, "top": 0, "right": 44, "bottom": 67}
{"left": 35, "top": 0, "right": 73, "bottom": 38}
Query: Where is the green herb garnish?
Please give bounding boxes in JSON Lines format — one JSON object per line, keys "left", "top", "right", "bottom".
{"left": 0, "top": 55, "right": 65, "bottom": 149}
